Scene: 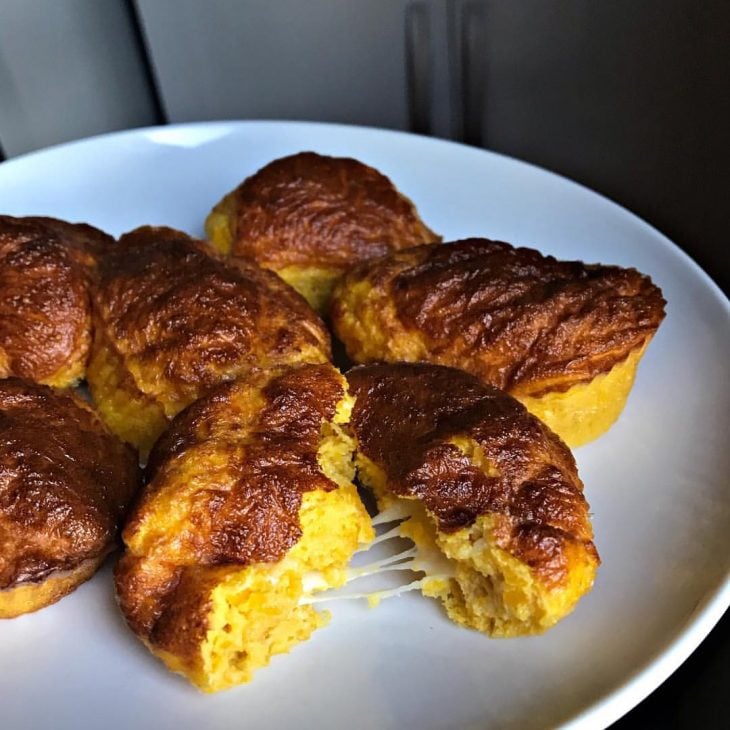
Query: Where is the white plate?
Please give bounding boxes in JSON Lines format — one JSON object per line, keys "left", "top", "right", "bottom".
{"left": 0, "top": 121, "right": 728, "bottom": 730}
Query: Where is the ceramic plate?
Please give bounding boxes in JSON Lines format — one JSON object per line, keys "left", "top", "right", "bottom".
{"left": 0, "top": 121, "right": 727, "bottom": 730}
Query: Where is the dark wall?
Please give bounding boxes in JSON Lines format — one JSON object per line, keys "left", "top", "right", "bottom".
{"left": 473, "top": 0, "right": 729, "bottom": 291}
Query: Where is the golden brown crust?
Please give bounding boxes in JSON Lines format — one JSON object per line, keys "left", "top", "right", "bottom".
{"left": 219, "top": 152, "right": 440, "bottom": 270}
{"left": 116, "top": 364, "right": 345, "bottom": 643}
{"left": 91, "top": 226, "right": 332, "bottom": 424}
{"left": 0, "top": 554, "right": 106, "bottom": 618}
{"left": 0, "top": 378, "right": 140, "bottom": 602}
{"left": 0, "top": 215, "right": 113, "bottom": 385}
{"left": 347, "top": 363, "right": 598, "bottom": 586}
{"left": 333, "top": 238, "right": 665, "bottom": 395}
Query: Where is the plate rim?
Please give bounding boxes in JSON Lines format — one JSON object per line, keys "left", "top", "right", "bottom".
{"left": 0, "top": 119, "right": 728, "bottom": 729}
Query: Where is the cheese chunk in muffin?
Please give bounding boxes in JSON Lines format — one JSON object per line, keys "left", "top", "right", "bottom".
{"left": 115, "top": 364, "right": 373, "bottom": 692}
{"left": 346, "top": 363, "right": 599, "bottom": 637}
{"left": 205, "top": 152, "right": 440, "bottom": 313}
{"left": 88, "top": 226, "right": 331, "bottom": 457}
{"left": 332, "top": 238, "right": 666, "bottom": 446}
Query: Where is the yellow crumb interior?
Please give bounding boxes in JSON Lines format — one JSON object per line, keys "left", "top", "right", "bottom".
{"left": 155, "top": 394, "right": 373, "bottom": 693}
{"left": 86, "top": 330, "right": 168, "bottom": 459}
{"left": 355, "top": 449, "right": 595, "bottom": 637}
{"left": 514, "top": 345, "right": 647, "bottom": 448}
{"left": 275, "top": 265, "right": 344, "bottom": 315}
{"left": 196, "top": 487, "right": 372, "bottom": 692}
{"left": 434, "top": 516, "right": 596, "bottom": 637}
{"left": 205, "top": 193, "right": 236, "bottom": 255}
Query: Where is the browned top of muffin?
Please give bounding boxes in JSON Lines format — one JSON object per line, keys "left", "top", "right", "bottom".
{"left": 334, "top": 238, "right": 666, "bottom": 396}
{"left": 0, "top": 215, "right": 113, "bottom": 384}
{"left": 348, "top": 363, "right": 597, "bottom": 584}
{"left": 116, "top": 364, "right": 346, "bottom": 639}
{"left": 0, "top": 378, "right": 140, "bottom": 589}
{"left": 92, "top": 226, "right": 331, "bottom": 415}
{"left": 219, "top": 151, "right": 440, "bottom": 269}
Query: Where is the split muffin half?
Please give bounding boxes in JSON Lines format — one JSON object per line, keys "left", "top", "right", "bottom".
{"left": 345, "top": 363, "right": 600, "bottom": 637}
{"left": 115, "top": 363, "right": 373, "bottom": 692}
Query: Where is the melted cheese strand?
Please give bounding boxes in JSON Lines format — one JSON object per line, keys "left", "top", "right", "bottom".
{"left": 300, "top": 578, "right": 428, "bottom": 605}
{"left": 299, "top": 518, "right": 455, "bottom": 606}
{"left": 356, "top": 523, "right": 409, "bottom": 550}
{"left": 346, "top": 546, "right": 418, "bottom": 579}
{"left": 371, "top": 504, "right": 414, "bottom": 526}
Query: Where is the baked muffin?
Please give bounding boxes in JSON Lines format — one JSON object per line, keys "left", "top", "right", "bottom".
{"left": 347, "top": 363, "right": 599, "bottom": 637}
{"left": 205, "top": 152, "right": 440, "bottom": 313}
{"left": 115, "top": 364, "right": 373, "bottom": 692}
{"left": 0, "top": 215, "right": 112, "bottom": 387}
{"left": 0, "top": 378, "right": 140, "bottom": 618}
{"left": 332, "top": 238, "right": 666, "bottom": 447}
{"left": 87, "top": 226, "right": 331, "bottom": 457}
